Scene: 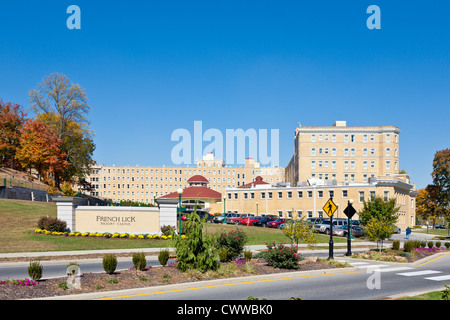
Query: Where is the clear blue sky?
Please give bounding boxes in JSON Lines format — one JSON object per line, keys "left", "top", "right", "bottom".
{"left": 0, "top": 1, "right": 449, "bottom": 189}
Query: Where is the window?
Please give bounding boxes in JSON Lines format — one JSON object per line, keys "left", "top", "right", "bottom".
{"left": 386, "top": 161, "right": 391, "bottom": 170}
{"left": 386, "top": 134, "right": 391, "bottom": 142}
{"left": 277, "top": 210, "right": 283, "bottom": 217}
{"left": 328, "top": 190, "right": 334, "bottom": 198}
{"left": 297, "top": 210, "right": 303, "bottom": 218}
{"left": 287, "top": 191, "right": 292, "bottom": 199}
{"left": 344, "top": 148, "right": 349, "bottom": 156}
{"left": 298, "top": 191, "right": 303, "bottom": 198}
{"left": 359, "top": 191, "right": 365, "bottom": 203}
{"left": 332, "top": 135, "right": 336, "bottom": 142}
{"left": 386, "top": 148, "right": 391, "bottom": 156}
{"left": 351, "top": 134, "right": 355, "bottom": 142}
{"left": 307, "top": 191, "right": 313, "bottom": 198}
{"left": 261, "top": 192, "right": 265, "bottom": 199}
{"left": 318, "top": 190, "right": 323, "bottom": 198}
{"left": 307, "top": 211, "right": 313, "bottom": 218}
{"left": 345, "top": 135, "right": 349, "bottom": 143}
{"left": 234, "top": 193, "right": 238, "bottom": 200}
{"left": 268, "top": 192, "right": 272, "bottom": 199}
{"left": 363, "top": 134, "right": 368, "bottom": 143}
{"left": 311, "top": 161, "right": 316, "bottom": 170}
{"left": 311, "top": 134, "right": 316, "bottom": 142}
{"left": 278, "top": 191, "right": 283, "bottom": 199}
{"left": 342, "top": 190, "right": 348, "bottom": 198}
{"left": 332, "top": 161, "right": 336, "bottom": 169}
{"left": 370, "top": 191, "right": 376, "bottom": 200}
{"left": 344, "top": 161, "right": 349, "bottom": 170}
{"left": 311, "top": 148, "right": 316, "bottom": 156}
{"left": 332, "top": 148, "right": 336, "bottom": 156}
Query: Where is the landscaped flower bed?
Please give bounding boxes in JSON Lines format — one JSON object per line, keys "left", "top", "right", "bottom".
{"left": 34, "top": 229, "right": 187, "bottom": 240}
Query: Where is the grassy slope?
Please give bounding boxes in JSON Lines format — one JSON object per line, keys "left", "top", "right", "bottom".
{"left": 0, "top": 199, "right": 344, "bottom": 253}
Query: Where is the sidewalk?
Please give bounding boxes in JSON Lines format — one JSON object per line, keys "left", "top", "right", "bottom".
{"left": 0, "top": 241, "right": 378, "bottom": 260}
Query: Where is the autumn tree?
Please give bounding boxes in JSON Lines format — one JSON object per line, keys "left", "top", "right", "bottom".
{"left": 15, "top": 119, "right": 68, "bottom": 181}
{"left": 431, "top": 149, "right": 450, "bottom": 218}
{"left": 0, "top": 100, "right": 26, "bottom": 169}
{"left": 29, "top": 73, "right": 95, "bottom": 185}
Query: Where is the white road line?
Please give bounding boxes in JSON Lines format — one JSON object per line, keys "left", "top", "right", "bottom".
{"left": 397, "top": 270, "right": 443, "bottom": 277}
{"left": 348, "top": 262, "right": 370, "bottom": 266}
{"left": 376, "top": 267, "right": 413, "bottom": 273}
{"left": 424, "top": 275, "right": 450, "bottom": 281}
{"left": 354, "top": 264, "right": 388, "bottom": 269}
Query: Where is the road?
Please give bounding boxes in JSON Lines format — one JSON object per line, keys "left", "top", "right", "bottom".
{"left": 101, "top": 253, "right": 450, "bottom": 301}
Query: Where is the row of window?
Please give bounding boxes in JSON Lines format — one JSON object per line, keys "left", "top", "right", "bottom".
{"left": 311, "top": 160, "right": 397, "bottom": 170}
{"left": 310, "top": 147, "right": 398, "bottom": 157}
{"left": 96, "top": 168, "right": 282, "bottom": 176}
{"left": 311, "top": 133, "right": 398, "bottom": 143}
{"left": 228, "top": 189, "right": 397, "bottom": 202}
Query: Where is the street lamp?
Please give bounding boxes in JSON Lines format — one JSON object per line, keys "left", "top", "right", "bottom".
{"left": 177, "top": 188, "right": 183, "bottom": 236}
{"left": 256, "top": 202, "right": 259, "bottom": 216}
{"left": 223, "top": 196, "right": 227, "bottom": 224}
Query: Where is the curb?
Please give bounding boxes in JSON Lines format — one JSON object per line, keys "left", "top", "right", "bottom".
{"left": 31, "top": 266, "right": 361, "bottom": 300}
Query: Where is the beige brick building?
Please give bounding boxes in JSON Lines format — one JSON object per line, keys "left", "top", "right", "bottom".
{"left": 84, "top": 153, "right": 285, "bottom": 205}
{"left": 211, "top": 121, "right": 417, "bottom": 230}
{"left": 286, "top": 121, "right": 400, "bottom": 186}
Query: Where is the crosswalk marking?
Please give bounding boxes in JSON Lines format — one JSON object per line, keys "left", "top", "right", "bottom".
{"left": 397, "top": 270, "right": 443, "bottom": 277}
{"left": 424, "top": 275, "right": 450, "bottom": 281}
{"left": 376, "top": 267, "right": 413, "bottom": 273}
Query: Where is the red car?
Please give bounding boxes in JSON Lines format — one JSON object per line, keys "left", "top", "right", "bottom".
{"left": 240, "top": 216, "right": 262, "bottom": 226}
{"left": 230, "top": 213, "right": 254, "bottom": 225}
{"left": 267, "top": 218, "right": 287, "bottom": 229}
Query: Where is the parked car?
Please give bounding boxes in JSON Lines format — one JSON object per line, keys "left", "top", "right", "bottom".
{"left": 434, "top": 224, "right": 448, "bottom": 229}
{"left": 226, "top": 213, "right": 242, "bottom": 224}
{"left": 253, "top": 216, "right": 277, "bottom": 227}
{"left": 240, "top": 216, "right": 262, "bottom": 226}
{"left": 267, "top": 218, "right": 288, "bottom": 229}
{"left": 179, "top": 210, "right": 214, "bottom": 222}
{"left": 232, "top": 213, "right": 255, "bottom": 225}
{"left": 333, "top": 225, "right": 365, "bottom": 238}
{"left": 314, "top": 218, "right": 348, "bottom": 234}
{"left": 393, "top": 225, "right": 401, "bottom": 234}
{"left": 212, "top": 213, "right": 232, "bottom": 224}
{"left": 306, "top": 217, "right": 325, "bottom": 226}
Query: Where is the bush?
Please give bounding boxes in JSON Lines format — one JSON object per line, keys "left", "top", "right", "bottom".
{"left": 28, "top": 261, "right": 43, "bottom": 281}
{"left": 161, "top": 225, "right": 175, "bottom": 236}
{"left": 428, "top": 241, "right": 434, "bottom": 249}
{"left": 158, "top": 249, "right": 170, "bottom": 266}
{"left": 435, "top": 241, "right": 442, "bottom": 248}
{"left": 103, "top": 254, "right": 117, "bottom": 274}
{"left": 403, "top": 240, "right": 421, "bottom": 252}
{"left": 171, "top": 211, "right": 218, "bottom": 272}
{"left": 420, "top": 241, "right": 427, "bottom": 248}
{"left": 132, "top": 252, "right": 147, "bottom": 271}
{"left": 263, "top": 242, "right": 301, "bottom": 269}
{"left": 445, "top": 242, "right": 450, "bottom": 249}
{"left": 392, "top": 240, "right": 400, "bottom": 250}
{"left": 37, "top": 216, "right": 67, "bottom": 232}
{"left": 218, "top": 247, "right": 228, "bottom": 263}
{"left": 214, "top": 228, "right": 247, "bottom": 261}
{"left": 244, "top": 249, "right": 253, "bottom": 261}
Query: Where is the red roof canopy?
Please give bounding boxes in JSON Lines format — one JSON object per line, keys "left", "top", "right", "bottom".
{"left": 159, "top": 186, "right": 222, "bottom": 200}
{"left": 238, "top": 176, "right": 269, "bottom": 188}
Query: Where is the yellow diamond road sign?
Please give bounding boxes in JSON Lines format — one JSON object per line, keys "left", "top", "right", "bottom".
{"left": 323, "top": 198, "right": 337, "bottom": 217}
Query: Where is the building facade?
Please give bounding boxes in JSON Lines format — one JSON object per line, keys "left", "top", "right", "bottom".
{"left": 84, "top": 153, "right": 285, "bottom": 205}
{"left": 286, "top": 121, "right": 400, "bottom": 186}
{"left": 215, "top": 174, "right": 417, "bottom": 230}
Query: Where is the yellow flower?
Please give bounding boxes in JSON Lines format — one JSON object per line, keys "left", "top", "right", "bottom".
{"left": 35, "top": 229, "right": 42, "bottom": 233}
{"left": 44, "top": 230, "right": 50, "bottom": 235}
{"left": 138, "top": 235, "right": 144, "bottom": 239}
{"left": 129, "top": 234, "right": 136, "bottom": 239}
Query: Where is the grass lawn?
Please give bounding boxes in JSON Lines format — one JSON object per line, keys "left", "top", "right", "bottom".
{"left": 0, "top": 198, "right": 350, "bottom": 254}
{"left": 398, "top": 291, "right": 445, "bottom": 300}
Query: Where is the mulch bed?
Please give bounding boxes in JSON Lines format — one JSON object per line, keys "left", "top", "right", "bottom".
{"left": 0, "top": 258, "right": 339, "bottom": 300}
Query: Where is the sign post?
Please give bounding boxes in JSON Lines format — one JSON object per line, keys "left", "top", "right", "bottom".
{"left": 343, "top": 200, "right": 356, "bottom": 256}
{"left": 323, "top": 197, "right": 337, "bottom": 260}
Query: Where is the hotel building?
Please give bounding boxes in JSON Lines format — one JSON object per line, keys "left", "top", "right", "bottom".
{"left": 212, "top": 121, "right": 417, "bottom": 229}
{"left": 84, "top": 152, "right": 285, "bottom": 207}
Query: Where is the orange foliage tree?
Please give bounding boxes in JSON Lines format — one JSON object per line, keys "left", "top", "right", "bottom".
{"left": 15, "top": 119, "right": 68, "bottom": 181}
{"left": 0, "top": 100, "right": 27, "bottom": 169}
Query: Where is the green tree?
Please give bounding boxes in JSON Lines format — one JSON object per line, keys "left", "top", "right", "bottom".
{"left": 282, "top": 217, "right": 317, "bottom": 251}
{"left": 171, "top": 209, "right": 218, "bottom": 272}
{"left": 365, "top": 218, "right": 394, "bottom": 252}
{"left": 358, "top": 196, "right": 399, "bottom": 227}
